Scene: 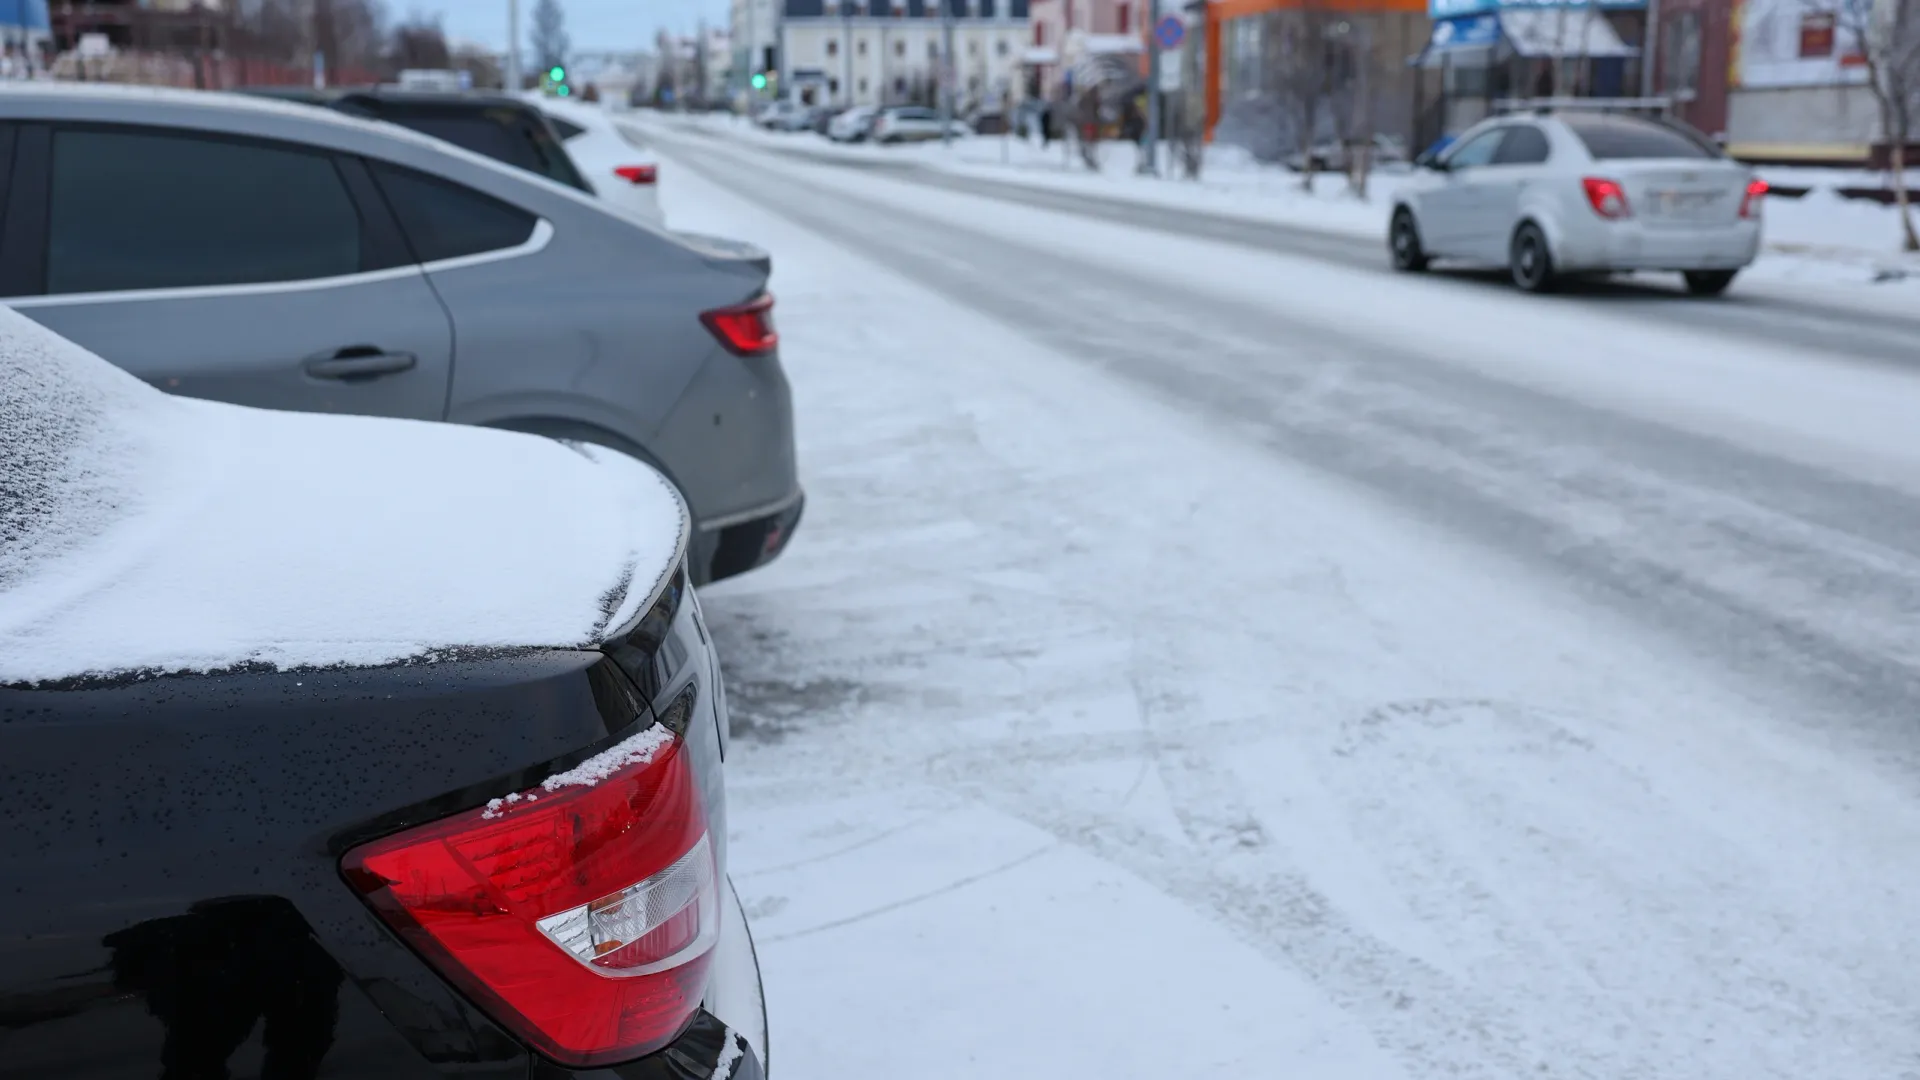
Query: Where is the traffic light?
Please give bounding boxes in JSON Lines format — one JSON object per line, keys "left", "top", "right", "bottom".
{"left": 549, "top": 65, "right": 565, "bottom": 82}
{"left": 750, "top": 73, "right": 767, "bottom": 90}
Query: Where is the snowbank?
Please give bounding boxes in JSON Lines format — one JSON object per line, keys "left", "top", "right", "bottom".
{"left": 0, "top": 309, "right": 686, "bottom": 684}
{"left": 646, "top": 110, "right": 1920, "bottom": 267}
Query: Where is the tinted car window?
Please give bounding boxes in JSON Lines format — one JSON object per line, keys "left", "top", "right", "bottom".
{"left": 547, "top": 116, "right": 588, "bottom": 140}
{"left": 1442, "top": 128, "right": 1506, "bottom": 168}
{"left": 371, "top": 162, "right": 538, "bottom": 263}
{"left": 1564, "top": 115, "right": 1717, "bottom": 160}
{"left": 46, "top": 129, "right": 361, "bottom": 295}
{"left": 1491, "top": 124, "right": 1551, "bottom": 164}
{"left": 357, "top": 102, "right": 592, "bottom": 193}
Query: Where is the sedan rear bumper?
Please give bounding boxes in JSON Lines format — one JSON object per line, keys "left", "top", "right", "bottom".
{"left": 1557, "top": 217, "right": 1761, "bottom": 272}
{"left": 530, "top": 1010, "right": 765, "bottom": 1079}
{"left": 692, "top": 490, "right": 805, "bottom": 585}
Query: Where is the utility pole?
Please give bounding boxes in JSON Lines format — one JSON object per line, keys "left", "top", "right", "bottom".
{"left": 939, "top": 0, "right": 956, "bottom": 145}
{"left": 506, "top": 0, "right": 522, "bottom": 91}
{"left": 311, "top": 0, "right": 332, "bottom": 88}
{"left": 1136, "top": 0, "right": 1167, "bottom": 172}
{"left": 1640, "top": 0, "right": 1661, "bottom": 98}
{"left": 1143, "top": 0, "right": 1160, "bottom": 174}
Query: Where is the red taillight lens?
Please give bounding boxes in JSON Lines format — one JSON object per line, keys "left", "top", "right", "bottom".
{"left": 614, "top": 164, "right": 658, "bottom": 185}
{"left": 700, "top": 293, "right": 778, "bottom": 357}
{"left": 341, "top": 725, "right": 718, "bottom": 1068}
{"left": 1582, "top": 176, "right": 1631, "bottom": 219}
{"left": 1739, "top": 177, "right": 1768, "bottom": 218}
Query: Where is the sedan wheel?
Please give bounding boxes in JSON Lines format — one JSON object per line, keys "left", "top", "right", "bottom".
{"left": 1509, "top": 223, "right": 1558, "bottom": 294}
{"left": 1389, "top": 209, "right": 1429, "bottom": 273}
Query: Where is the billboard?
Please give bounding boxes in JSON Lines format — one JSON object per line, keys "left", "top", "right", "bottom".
{"left": 1729, "top": 0, "right": 1869, "bottom": 88}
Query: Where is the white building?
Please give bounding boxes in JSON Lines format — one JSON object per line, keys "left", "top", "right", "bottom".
{"left": 779, "top": 0, "right": 1032, "bottom": 109}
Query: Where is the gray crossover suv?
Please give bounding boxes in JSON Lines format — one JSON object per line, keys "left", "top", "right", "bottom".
{"left": 0, "top": 83, "right": 800, "bottom": 584}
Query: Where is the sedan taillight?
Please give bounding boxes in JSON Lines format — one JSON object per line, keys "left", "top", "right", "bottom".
{"left": 700, "top": 293, "right": 779, "bottom": 357}
{"left": 1739, "top": 177, "right": 1768, "bottom": 218}
{"left": 1582, "top": 176, "right": 1632, "bottom": 220}
{"left": 614, "top": 164, "right": 658, "bottom": 185}
{"left": 342, "top": 720, "right": 718, "bottom": 1068}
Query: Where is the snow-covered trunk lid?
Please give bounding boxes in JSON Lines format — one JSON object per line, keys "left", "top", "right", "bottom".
{"left": 0, "top": 309, "right": 687, "bottom": 684}
{"left": 1612, "top": 160, "right": 1752, "bottom": 229}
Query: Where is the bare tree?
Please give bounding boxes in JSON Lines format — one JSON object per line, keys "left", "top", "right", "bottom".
{"left": 530, "top": 0, "right": 571, "bottom": 78}
{"left": 1275, "top": 3, "right": 1339, "bottom": 190}
{"left": 1838, "top": 0, "right": 1920, "bottom": 250}
{"left": 389, "top": 12, "right": 451, "bottom": 70}
{"left": 451, "top": 41, "right": 504, "bottom": 87}
{"left": 1328, "top": 19, "right": 1377, "bottom": 198}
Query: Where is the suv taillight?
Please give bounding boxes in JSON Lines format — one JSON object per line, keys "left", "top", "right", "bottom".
{"left": 342, "top": 723, "right": 718, "bottom": 1068}
{"left": 615, "top": 164, "right": 658, "bottom": 185}
{"left": 1739, "top": 177, "right": 1768, "bottom": 218}
{"left": 701, "top": 293, "right": 779, "bottom": 356}
{"left": 1582, "top": 176, "right": 1631, "bottom": 220}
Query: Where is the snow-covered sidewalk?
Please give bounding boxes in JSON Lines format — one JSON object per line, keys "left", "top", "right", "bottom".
{"left": 650, "top": 110, "right": 1920, "bottom": 286}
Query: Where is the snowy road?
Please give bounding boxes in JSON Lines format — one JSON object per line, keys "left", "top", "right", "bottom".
{"left": 643, "top": 122, "right": 1920, "bottom": 1079}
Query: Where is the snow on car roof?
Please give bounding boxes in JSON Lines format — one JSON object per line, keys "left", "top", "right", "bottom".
{"left": 0, "top": 309, "right": 686, "bottom": 685}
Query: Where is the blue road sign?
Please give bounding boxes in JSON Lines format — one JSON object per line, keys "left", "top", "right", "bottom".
{"left": 1154, "top": 14, "right": 1185, "bottom": 50}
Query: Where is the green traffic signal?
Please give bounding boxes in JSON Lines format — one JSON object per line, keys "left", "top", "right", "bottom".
{"left": 750, "top": 73, "right": 766, "bottom": 89}
{"left": 557, "top": 85, "right": 571, "bottom": 96}
{"left": 549, "top": 66, "right": 565, "bottom": 81}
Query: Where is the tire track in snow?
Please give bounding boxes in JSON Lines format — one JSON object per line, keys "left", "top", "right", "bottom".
{"left": 662, "top": 131, "right": 1920, "bottom": 768}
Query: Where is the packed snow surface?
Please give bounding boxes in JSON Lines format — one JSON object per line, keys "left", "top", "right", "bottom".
{"left": 0, "top": 308, "right": 686, "bottom": 684}
{"left": 641, "top": 121, "right": 1920, "bottom": 1080}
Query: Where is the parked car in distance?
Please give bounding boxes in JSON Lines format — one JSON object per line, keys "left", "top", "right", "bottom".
{"left": 0, "top": 82, "right": 802, "bottom": 585}
{"left": 872, "top": 106, "right": 971, "bottom": 144}
{"left": 1287, "top": 133, "right": 1409, "bottom": 173}
{"left": 755, "top": 100, "right": 811, "bottom": 131}
{"left": 828, "top": 104, "right": 879, "bottom": 142}
{"left": 522, "top": 93, "right": 665, "bottom": 226}
{"left": 810, "top": 105, "right": 845, "bottom": 136}
{"left": 240, "top": 85, "right": 596, "bottom": 197}
{"left": 0, "top": 309, "right": 769, "bottom": 1080}
{"left": 1388, "top": 109, "right": 1765, "bottom": 296}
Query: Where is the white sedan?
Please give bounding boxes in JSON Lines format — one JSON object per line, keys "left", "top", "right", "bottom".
{"left": 524, "top": 94, "right": 665, "bottom": 227}
{"left": 871, "top": 107, "right": 972, "bottom": 144}
{"left": 1389, "top": 110, "right": 1767, "bottom": 296}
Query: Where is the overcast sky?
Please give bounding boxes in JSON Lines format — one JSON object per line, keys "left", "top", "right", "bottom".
{"left": 432, "top": 0, "right": 728, "bottom": 52}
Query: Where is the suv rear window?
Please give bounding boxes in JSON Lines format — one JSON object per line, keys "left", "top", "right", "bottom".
{"left": 346, "top": 100, "right": 592, "bottom": 193}
{"left": 1563, "top": 114, "right": 1717, "bottom": 160}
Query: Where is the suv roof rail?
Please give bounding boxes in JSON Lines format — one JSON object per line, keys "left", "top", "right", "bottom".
{"left": 1493, "top": 96, "right": 1675, "bottom": 117}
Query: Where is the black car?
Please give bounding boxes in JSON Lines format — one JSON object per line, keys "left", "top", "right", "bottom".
{"left": 240, "top": 86, "right": 595, "bottom": 196}
{"left": 0, "top": 316, "right": 770, "bottom": 1079}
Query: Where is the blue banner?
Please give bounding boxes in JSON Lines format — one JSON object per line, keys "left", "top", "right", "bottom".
{"left": 0, "top": 0, "right": 51, "bottom": 31}
{"left": 1430, "top": 0, "right": 1643, "bottom": 19}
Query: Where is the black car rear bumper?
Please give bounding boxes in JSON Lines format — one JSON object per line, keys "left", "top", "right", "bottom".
{"left": 694, "top": 491, "right": 805, "bottom": 585}
{"left": 531, "top": 1010, "right": 765, "bottom": 1080}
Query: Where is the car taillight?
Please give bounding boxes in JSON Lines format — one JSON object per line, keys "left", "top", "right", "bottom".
{"left": 1582, "top": 177, "right": 1631, "bottom": 219}
{"left": 615, "top": 164, "right": 658, "bottom": 185}
{"left": 700, "top": 293, "right": 778, "bottom": 357}
{"left": 341, "top": 723, "right": 719, "bottom": 1068}
{"left": 1739, "top": 177, "right": 1768, "bottom": 218}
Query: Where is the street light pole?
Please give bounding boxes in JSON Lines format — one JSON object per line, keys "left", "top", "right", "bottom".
{"left": 1142, "top": 0, "right": 1159, "bottom": 174}
{"left": 939, "top": 0, "right": 956, "bottom": 145}
{"left": 506, "top": 0, "right": 521, "bottom": 91}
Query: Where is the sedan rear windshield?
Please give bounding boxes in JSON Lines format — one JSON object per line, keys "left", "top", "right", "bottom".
{"left": 1563, "top": 115, "right": 1719, "bottom": 160}
{"left": 350, "top": 101, "right": 593, "bottom": 193}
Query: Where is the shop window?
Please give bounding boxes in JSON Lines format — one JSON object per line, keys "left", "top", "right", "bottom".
{"left": 1117, "top": 2, "right": 1131, "bottom": 33}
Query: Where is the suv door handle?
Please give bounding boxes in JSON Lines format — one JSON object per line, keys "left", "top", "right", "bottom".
{"left": 304, "top": 348, "right": 418, "bottom": 380}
